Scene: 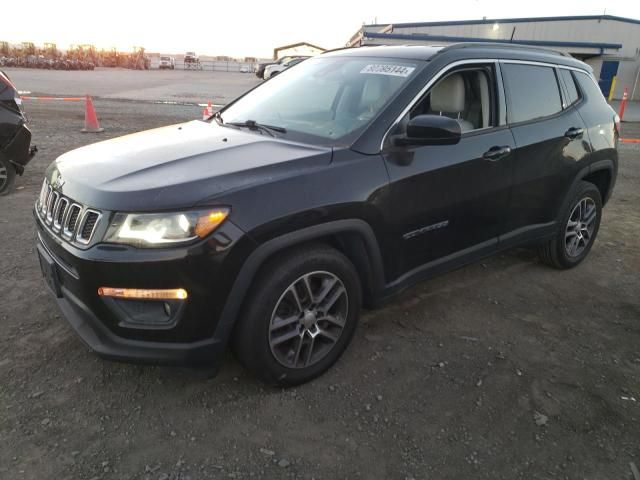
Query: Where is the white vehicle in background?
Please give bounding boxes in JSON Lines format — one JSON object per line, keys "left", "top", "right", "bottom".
{"left": 240, "top": 65, "right": 250, "bottom": 73}
{"left": 263, "top": 57, "right": 308, "bottom": 79}
{"left": 184, "top": 51, "right": 201, "bottom": 70}
{"left": 158, "top": 56, "right": 175, "bottom": 70}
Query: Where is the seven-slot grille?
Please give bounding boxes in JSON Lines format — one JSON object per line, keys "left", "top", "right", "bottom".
{"left": 38, "top": 179, "right": 102, "bottom": 245}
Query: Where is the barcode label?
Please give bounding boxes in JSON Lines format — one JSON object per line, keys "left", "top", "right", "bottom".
{"left": 360, "top": 64, "right": 415, "bottom": 77}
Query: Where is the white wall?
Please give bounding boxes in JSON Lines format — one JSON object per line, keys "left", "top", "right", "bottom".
{"left": 276, "top": 45, "right": 324, "bottom": 59}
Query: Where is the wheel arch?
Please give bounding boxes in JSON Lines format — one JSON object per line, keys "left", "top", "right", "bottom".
{"left": 559, "top": 159, "right": 615, "bottom": 220}
{"left": 213, "top": 219, "right": 386, "bottom": 347}
{"left": 582, "top": 160, "right": 615, "bottom": 205}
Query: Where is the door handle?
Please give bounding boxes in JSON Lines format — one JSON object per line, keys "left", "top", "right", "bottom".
{"left": 483, "top": 145, "right": 512, "bottom": 161}
{"left": 564, "top": 127, "right": 584, "bottom": 139}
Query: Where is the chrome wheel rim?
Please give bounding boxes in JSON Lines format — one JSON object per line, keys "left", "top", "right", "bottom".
{"left": 565, "top": 197, "right": 597, "bottom": 257}
{"left": 269, "top": 271, "right": 348, "bottom": 369}
{"left": 0, "top": 164, "right": 7, "bottom": 190}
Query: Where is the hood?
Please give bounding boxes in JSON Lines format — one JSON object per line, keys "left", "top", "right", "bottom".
{"left": 47, "top": 121, "right": 332, "bottom": 211}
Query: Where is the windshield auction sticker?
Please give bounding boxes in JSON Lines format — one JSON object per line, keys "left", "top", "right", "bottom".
{"left": 360, "top": 64, "right": 415, "bottom": 77}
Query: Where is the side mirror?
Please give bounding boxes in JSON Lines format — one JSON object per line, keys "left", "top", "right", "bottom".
{"left": 395, "top": 114, "right": 462, "bottom": 146}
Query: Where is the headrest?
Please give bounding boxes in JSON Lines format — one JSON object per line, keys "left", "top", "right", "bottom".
{"left": 431, "top": 74, "right": 466, "bottom": 113}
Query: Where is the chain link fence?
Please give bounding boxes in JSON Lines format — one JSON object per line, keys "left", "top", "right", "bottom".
{"left": 150, "top": 57, "right": 258, "bottom": 73}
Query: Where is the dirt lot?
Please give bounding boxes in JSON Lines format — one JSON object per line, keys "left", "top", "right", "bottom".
{"left": 4, "top": 67, "right": 261, "bottom": 105}
{"left": 1, "top": 100, "right": 639, "bottom": 480}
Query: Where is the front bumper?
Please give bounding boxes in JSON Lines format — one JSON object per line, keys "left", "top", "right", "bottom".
{"left": 35, "top": 208, "right": 254, "bottom": 369}
{"left": 50, "top": 267, "right": 224, "bottom": 367}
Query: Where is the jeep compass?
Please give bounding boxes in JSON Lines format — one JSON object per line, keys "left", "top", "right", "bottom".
{"left": 35, "top": 44, "right": 618, "bottom": 385}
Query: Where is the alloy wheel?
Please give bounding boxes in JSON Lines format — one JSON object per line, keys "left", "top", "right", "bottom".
{"left": 269, "top": 271, "right": 349, "bottom": 369}
{"left": 565, "top": 197, "right": 597, "bottom": 257}
{"left": 0, "top": 164, "right": 8, "bottom": 191}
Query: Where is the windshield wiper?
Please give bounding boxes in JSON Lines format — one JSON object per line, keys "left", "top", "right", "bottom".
{"left": 226, "top": 119, "right": 287, "bottom": 137}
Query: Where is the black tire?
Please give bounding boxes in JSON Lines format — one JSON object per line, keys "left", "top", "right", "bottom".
{"left": 232, "top": 244, "right": 362, "bottom": 386}
{"left": 0, "top": 156, "right": 16, "bottom": 196}
{"left": 538, "top": 181, "right": 602, "bottom": 269}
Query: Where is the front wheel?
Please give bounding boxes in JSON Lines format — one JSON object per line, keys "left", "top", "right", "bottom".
{"left": 0, "top": 157, "right": 16, "bottom": 196}
{"left": 538, "top": 181, "right": 602, "bottom": 269}
{"left": 232, "top": 245, "right": 361, "bottom": 386}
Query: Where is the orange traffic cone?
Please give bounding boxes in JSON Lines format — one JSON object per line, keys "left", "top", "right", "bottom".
{"left": 81, "top": 95, "right": 104, "bottom": 133}
{"left": 202, "top": 100, "right": 213, "bottom": 120}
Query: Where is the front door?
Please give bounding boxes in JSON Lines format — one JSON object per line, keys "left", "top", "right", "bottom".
{"left": 382, "top": 63, "right": 515, "bottom": 277}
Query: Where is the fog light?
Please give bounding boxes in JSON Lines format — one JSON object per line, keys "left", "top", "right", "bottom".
{"left": 98, "top": 287, "right": 188, "bottom": 300}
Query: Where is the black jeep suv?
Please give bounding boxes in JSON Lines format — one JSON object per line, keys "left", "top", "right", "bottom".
{"left": 35, "top": 44, "right": 618, "bottom": 385}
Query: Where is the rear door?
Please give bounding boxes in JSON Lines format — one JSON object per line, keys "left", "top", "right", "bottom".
{"left": 499, "top": 61, "right": 590, "bottom": 244}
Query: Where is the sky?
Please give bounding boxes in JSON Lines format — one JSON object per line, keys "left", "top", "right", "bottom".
{"left": 9, "top": 0, "right": 640, "bottom": 59}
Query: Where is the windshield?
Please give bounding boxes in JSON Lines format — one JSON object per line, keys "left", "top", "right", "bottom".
{"left": 160, "top": 57, "right": 170, "bottom": 61}
{"left": 220, "top": 56, "right": 421, "bottom": 145}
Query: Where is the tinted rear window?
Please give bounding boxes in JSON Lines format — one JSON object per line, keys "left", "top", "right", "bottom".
{"left": 560, "top": 69, "right": 580, "bottom": 106}
{"left": 502, "top": 64, "right": 563, "bottom": 123}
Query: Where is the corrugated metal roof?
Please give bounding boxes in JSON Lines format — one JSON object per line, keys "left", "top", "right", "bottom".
{"left": 362, "top": 32, "right": 622, "bottom": 50}
{"left": 364, "top": 14, "right": 640, "bottom": 29}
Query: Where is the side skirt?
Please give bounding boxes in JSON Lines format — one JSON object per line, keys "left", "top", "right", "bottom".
{"left": 372, "top": 221, "right": 556, "bottom": 306}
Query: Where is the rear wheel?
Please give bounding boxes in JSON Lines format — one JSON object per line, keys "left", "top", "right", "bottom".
{"left": 0, "top": 157, "right": 16, "bottom": 196}
{"left": 232, "top": 245, "right": 361, "bottom": 386}
{"left": 538, "top": 181, "right": 602, "bottom": 269}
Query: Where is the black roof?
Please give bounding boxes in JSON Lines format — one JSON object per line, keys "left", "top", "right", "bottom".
{"left": 323, "top": 45, "right": 443, "bottom": 60}
{"left": 323, "top": 43, "right": 590, "bottom": 71}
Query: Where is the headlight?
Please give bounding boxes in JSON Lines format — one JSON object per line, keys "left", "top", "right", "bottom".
{"left": 104, "top": 208, "right": 229, "bottom": 247}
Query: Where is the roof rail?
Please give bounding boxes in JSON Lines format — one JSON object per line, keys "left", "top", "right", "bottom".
{"left": 321, "top": 45, "right": 363, "bottom": 54}
{"left": 440, "top": 42, "right": 570, "bottom": 57}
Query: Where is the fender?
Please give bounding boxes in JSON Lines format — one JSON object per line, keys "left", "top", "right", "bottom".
{"left": 211, "top": 219, "right": 386, "bottom": 348}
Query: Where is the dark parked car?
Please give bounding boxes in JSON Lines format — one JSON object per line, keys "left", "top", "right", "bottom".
{"left": 35, "top": 44, "right": 618, "bottom": 385}
{"left": 1, "top": 70, "right": 36, "bottom": 195}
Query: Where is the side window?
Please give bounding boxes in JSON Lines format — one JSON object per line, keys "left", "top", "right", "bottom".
{"left": 574, "top": 71, "right": 607, "bottom": 103}
{"left": 502, "top": 64, "right": 563, "bottom": 123}
{"left": 392, "top": 65, "right": 497, "bottom": 138}
{"left": 559, "top": 69, "right": 580, "bottom": 106}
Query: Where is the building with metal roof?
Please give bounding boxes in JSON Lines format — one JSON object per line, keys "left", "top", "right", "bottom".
{"left": 348, "top": 15, "right": 640, "bottom": 100}
{"left": 273, "top": 42, "right": 325, "bottom": 60}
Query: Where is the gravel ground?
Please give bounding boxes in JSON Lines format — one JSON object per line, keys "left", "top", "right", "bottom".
{"left": 1, "top": 100, "right": 639, "bottom": 480}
